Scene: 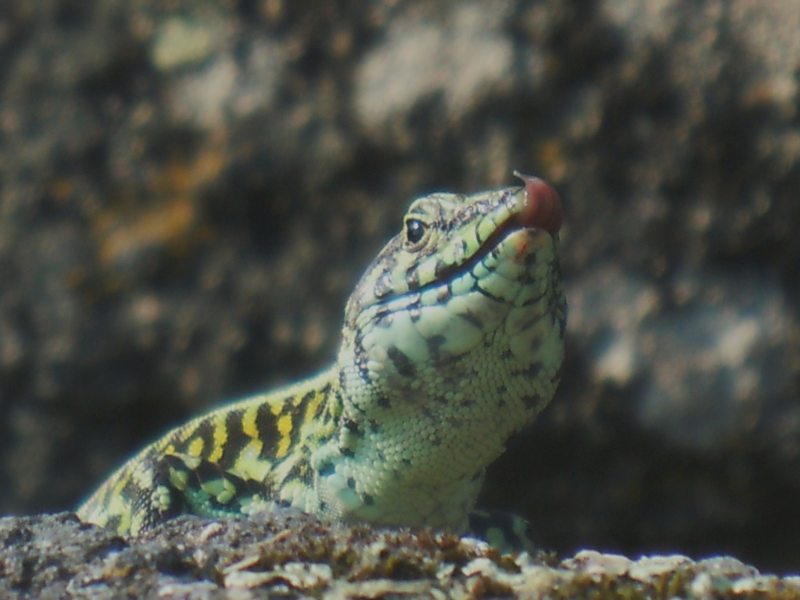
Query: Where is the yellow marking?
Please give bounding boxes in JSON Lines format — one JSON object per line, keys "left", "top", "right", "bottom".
{"left": 208, "top": 419, "right": 228, "bottom": 462}
{"left": 187, "top": 437, "right": 204, "bottom": 458}
{"left": 275, "top": 413, "right": 293, "bottom": 458}
{"left": 118, "top": 510, "right": 131, "bottom": 533}
{"left": 111, "top": 474, "right": 128, "bottom": 499}
{"left": 271, "top": 401, "right": 284, "bottom": 416}
{"left": 242, "top": 405, "right": 259, "bottom": 439}
{"left": 303, "top": 391, "right": 323, "bottom": 426}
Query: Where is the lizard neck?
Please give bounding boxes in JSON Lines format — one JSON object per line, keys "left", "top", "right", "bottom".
{"left": 309, "top": 291, "right": 564, "bottom": 530}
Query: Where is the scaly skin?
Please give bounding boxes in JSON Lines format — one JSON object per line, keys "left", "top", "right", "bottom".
{"left": 77, "top": 173, "right": 566, "bottom": 542}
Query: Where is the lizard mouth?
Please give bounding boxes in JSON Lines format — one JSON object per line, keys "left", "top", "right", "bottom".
{"left": 422, "top": 176, "right": 562, "bottom": 294}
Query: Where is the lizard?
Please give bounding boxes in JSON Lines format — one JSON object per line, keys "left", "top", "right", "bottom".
{"left": 77, "top": 172, "right": 566, "bottom": 548}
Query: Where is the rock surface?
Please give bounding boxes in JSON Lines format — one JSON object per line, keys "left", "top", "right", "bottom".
{"left": 1, "top": 0, "right": 798, "bottom": 576}
{"left": 1, "top": 513, "right": 797, "bottom": 599}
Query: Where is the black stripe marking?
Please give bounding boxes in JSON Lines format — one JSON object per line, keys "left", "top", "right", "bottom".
{"left": 218, "top": 410, "right": 246, "bottom": 470}
{"left": 344, "top": 417, "right": 361, "bottom": 436}
{"left": 387, "top": 345, "right": 415, "bottom": 377}
{"left": 521, "top": 393, "right": 543, "bottom": 410}
{"left": 285, "top": 460, "right": 312, "bottom": 485}
{"left": 300, "top": 389, "right": 316, "bottom": 408}
{"left": 426, "top": 335, "right": 446, "bottom": 359}
{"left": 406, "top": 266, "right": 420, "bottom": 290}
{"left": 105, "top": 515, "right": 122, "bottom": 532}
{"left": 256, "top": 403, "right": 279, "bottom": 460}
{"left": 195, "top": 458, "right": 227, "bottom": 486}
{"left": 433, "top": 258, "right": 449, "bottom": 279}
{"left": 354, "top": 333, "right": 372, "bottom": 382}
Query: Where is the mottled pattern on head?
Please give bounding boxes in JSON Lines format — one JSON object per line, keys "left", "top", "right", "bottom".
{"left": 338, "top": 179, "right": 565, "bottom": 433}
{"left": 347, "top": 188, "right": 515, "bottom": 318}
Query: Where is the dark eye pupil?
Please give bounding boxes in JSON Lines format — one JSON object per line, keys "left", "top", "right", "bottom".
{"left": 405, "top": 219, "right": 426, "bottom": 244}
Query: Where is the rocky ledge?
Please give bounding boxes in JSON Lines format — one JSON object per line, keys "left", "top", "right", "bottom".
{"left": 1, "top": 513, "right": 797, "bottom": 599}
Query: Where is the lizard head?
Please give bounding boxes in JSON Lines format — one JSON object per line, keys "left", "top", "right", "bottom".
{"left": 336, "top": 173, "right": 566, "bottom": 478}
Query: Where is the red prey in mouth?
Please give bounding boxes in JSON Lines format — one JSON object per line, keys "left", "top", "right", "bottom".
{"left": 510, "top": 171, "right": 562, "bottom": 260}
{"left": 513, "top": 170, "right": 562, "bottom": 235}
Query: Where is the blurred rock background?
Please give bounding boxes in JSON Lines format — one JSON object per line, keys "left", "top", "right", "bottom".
{"left": 1, "top": 0, "right": 798, "bottom": 573}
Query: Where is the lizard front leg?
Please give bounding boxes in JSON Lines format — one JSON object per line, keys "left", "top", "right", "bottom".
{"left": 146, "top": 453, "right": 276, "bottom": 525}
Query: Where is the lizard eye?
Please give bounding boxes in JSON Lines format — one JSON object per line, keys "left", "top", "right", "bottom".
{"left": 404, "top": 218, "right": 427, "bottom": 246}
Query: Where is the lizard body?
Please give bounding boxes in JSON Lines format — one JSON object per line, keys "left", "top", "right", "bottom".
{"left": 77, "top": 173, "right": 566, "bottom": 543}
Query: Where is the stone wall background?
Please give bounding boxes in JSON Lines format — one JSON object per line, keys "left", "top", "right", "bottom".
{"left": 1, "top": 1, "right": 798, "bottom": 572}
